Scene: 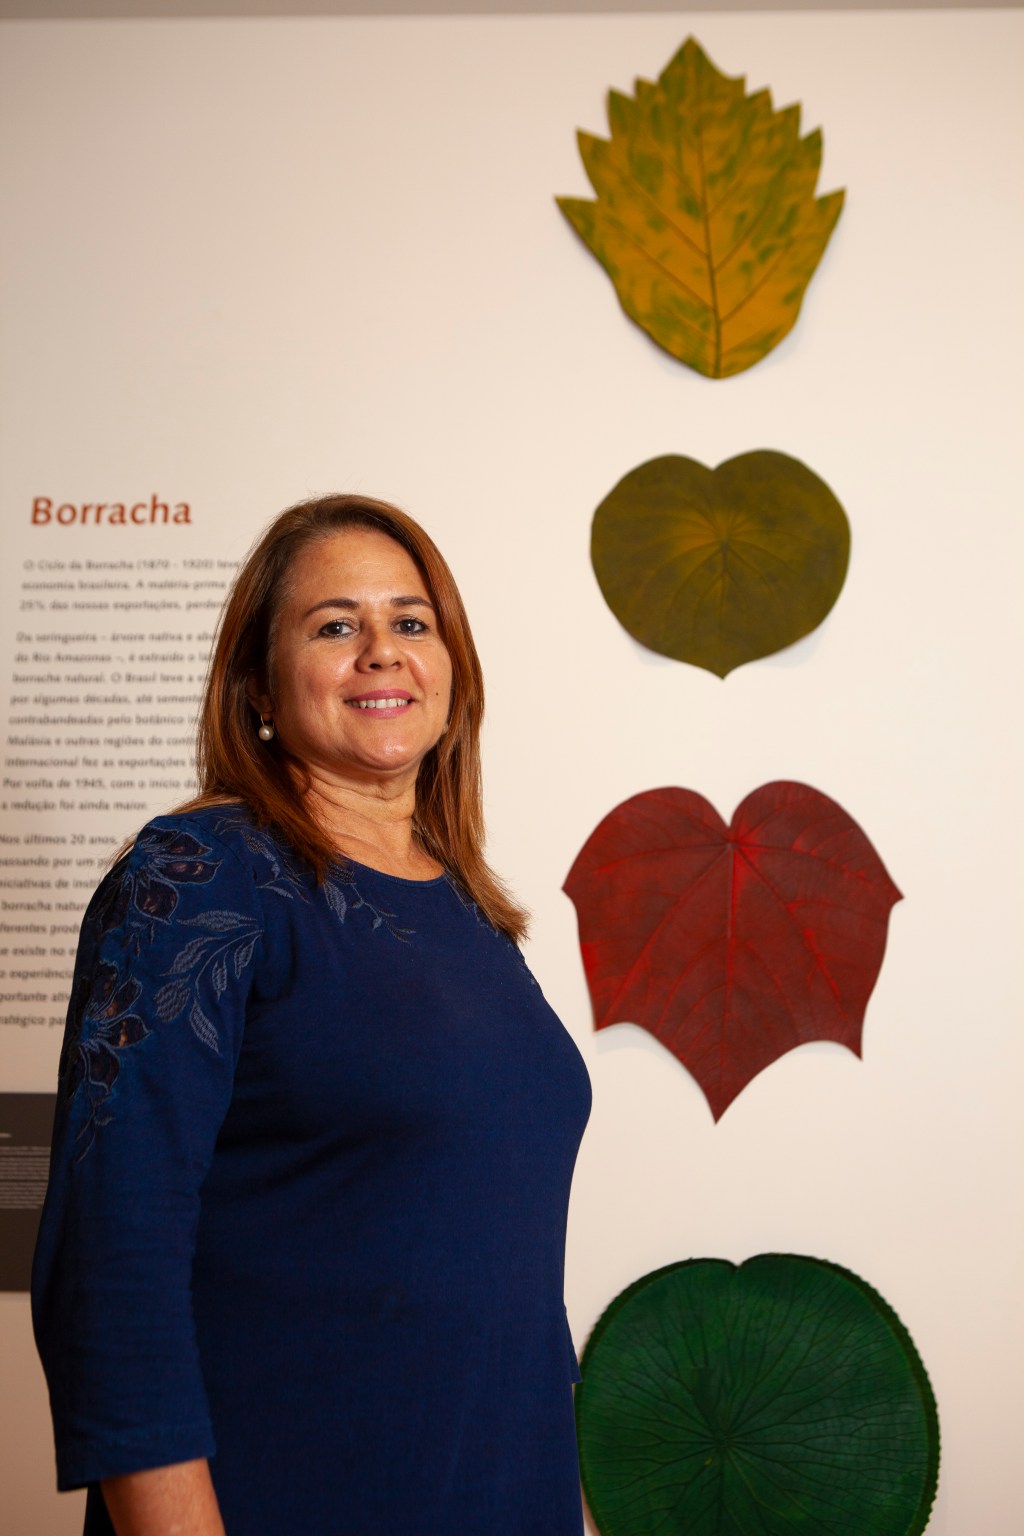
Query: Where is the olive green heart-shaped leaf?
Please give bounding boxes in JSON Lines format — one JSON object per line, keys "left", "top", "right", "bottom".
{"left": 592, "top": 450, "right": 850, "bottom": 677}
{"left": 576, "top": 1255, "right": 940, "bottom": 1536}
{"left": 557, "top": 37, "right": 845, "bottom": 377}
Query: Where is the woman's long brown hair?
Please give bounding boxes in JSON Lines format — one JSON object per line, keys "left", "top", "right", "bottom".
{"left": 175, "top": 493, "right": 528, "bottom": 942}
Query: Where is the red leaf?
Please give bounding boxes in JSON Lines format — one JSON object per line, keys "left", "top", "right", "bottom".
{"left": 563, "top": 781, "right": 902, "bottom": 1120}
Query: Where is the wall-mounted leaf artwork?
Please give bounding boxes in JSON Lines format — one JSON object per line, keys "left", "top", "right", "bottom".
{"left": 576, "top": 1254, "right": 939, "bottom": 1536}
{"left": 557, "top": 37, "right": 845, "bottom": 378}
{"left": 592, "top": 450, "right": 850, "bottom": 677}
{"left": 564, "top": 781, "right": 901, "bottom": 1120}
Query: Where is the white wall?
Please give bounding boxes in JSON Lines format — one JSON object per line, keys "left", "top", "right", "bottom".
{"left": 1, "top": 13, "right": 1022, "bottom": 1531}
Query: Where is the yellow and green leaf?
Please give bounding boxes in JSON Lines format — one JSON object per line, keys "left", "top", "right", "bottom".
{"left": 557, "top": 37, "right": 845, "bottom": 378}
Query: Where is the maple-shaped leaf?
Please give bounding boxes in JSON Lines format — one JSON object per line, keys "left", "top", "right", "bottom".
{"left": 563, "top": 782, "right": 901, "bottom": 1119}
{"left": 556, "top": 37, "right": 845, "bottom": 378}
{"left": 592, "top": 450, "right": 850, "bottom": 677}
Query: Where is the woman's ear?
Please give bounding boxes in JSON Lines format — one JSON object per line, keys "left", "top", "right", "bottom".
{"left": 245, "top": 674, "right": 274, "bottom": 716}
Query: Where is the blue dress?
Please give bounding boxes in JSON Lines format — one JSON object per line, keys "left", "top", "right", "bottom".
{"left": 32, "top": 806, "right": 591, "bottom": 1535}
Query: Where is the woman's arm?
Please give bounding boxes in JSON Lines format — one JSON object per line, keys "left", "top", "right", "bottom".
{"left": 101, "top": 1459, "right": 226, "bottom": 1536}
{"left": 32, "top": 817, "right": 265, "bottom": 1495}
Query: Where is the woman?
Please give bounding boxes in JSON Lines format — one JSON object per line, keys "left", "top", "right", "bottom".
{"left": 33, "top": 494, "right": 592, "bottom": 1536}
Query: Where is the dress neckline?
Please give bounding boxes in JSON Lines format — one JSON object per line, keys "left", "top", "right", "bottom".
{"left": 336, "top": 854, "right": 449, "bottom": 889}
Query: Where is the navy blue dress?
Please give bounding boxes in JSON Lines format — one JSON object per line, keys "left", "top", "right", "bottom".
{"left": 32, "top": 806, "right": 591, "bottom": 1535}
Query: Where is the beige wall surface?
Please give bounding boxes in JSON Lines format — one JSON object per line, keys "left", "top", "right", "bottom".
{"left": 1, "top": 12, "right": 1022, "bottom": 1532}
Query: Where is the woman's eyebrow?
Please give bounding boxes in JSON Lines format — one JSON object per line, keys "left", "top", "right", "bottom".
{"left": 302, "top": 595, "right": 435, "bottom": 619}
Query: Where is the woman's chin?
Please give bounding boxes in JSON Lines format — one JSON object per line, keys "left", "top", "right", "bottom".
{"left": 307, "top": 748, "right": 428, "bottom": 787}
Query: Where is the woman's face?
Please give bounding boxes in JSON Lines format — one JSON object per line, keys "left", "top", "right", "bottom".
{"left": 256, "top": 526, "right": 453, "bottom": 788}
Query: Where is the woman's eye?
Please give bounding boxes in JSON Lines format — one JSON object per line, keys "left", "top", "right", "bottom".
{"left": 318, "top": 619, "right": 355, "bottom": 637}
{"left": 395, "top": 617, "right": 428, "bottom": 635}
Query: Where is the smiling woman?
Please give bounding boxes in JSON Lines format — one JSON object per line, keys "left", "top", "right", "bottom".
{"left": 32, "top": 493, "right": 592, "bottom": 1536}
{"left": 188, "top": 494, "right": 516, "bottom": 921}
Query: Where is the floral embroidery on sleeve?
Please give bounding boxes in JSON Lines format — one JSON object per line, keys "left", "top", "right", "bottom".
{"left": 60, "top": 827, "right": 225, "bottom": 1157}
{"left": 105, "top": 826, "right": 222, "bottom": 942}
{"left": 62, "top": 965, "right": 149, "bottom": 1135}
{"left": 62, "top": 814, "right": 415, "bottom": 1155}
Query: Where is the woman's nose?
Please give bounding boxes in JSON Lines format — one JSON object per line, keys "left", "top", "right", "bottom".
{"left": 357, "top": 623, "right": 401, "bottom": 669}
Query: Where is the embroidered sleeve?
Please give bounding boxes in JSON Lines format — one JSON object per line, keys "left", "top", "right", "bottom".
{"left": 32, "top": 817, "right": 267, "bottom": 1491}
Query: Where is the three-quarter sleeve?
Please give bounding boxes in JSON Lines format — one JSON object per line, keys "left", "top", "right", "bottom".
{"left": 32, "top": 817, "right": 266, "bottom": 1490}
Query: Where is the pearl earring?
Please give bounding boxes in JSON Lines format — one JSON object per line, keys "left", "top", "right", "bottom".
{"left": 258, "top": 715, "right": 275, "bottom": 742}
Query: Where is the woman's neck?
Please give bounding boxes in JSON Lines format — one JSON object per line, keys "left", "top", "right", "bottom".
{"left": 304, "top": 771, "right": 442, "bottom": 880}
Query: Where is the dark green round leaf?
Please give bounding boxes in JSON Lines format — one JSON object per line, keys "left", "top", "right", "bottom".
{"left": 576, "top": 1255, "right": 939, "bottom": 1536}
{"left": 591, "top": 451, "right": 851, "bottom": 677}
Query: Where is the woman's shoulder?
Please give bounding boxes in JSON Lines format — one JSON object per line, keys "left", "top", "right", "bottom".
{"left": 91, "top": 802, "right": 301, "bottom": 922}
{"left": 102, "top": 802, "right": 242, "bottom": 884}
{"left": 136, "top": 801, "right": 321, "bottom": 905}
{"left": 72, "top": 806, "right": 312, "bottom": 1001}
{"left": 80, "top": 805, "right": 251, "bottom": 930}
{"left": 133, "top": 801, "right": 283, "bottom": 868}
